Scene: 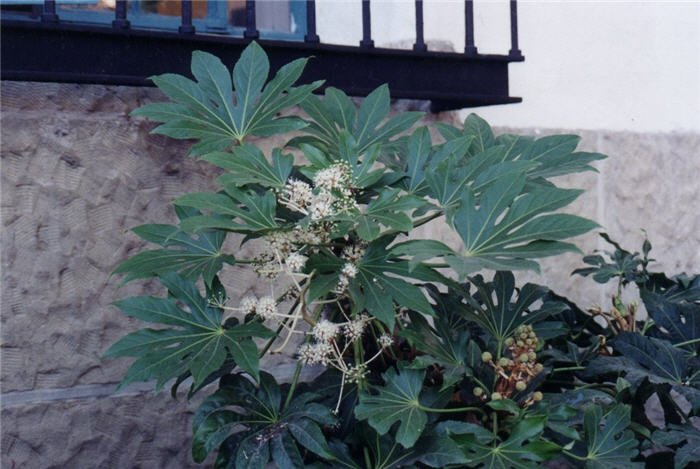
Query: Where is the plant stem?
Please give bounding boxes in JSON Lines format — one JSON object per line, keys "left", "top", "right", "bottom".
{"left": 363, "top": 447, "right": 371, "bottom": 469}
{"left": 562, "top": 449, "right": 588, "bottom": 462}
{"left": 551, "top": 366, "right": 585, "bottom": 373}
{"left": 674, "top": 337, "right": 700, "bottom": 348}
{"left": 413, "top": 211, "right": 443, "bottom": 228}
{"left": 281, "top": 302, "right": 323, "bottom": 412}
{"left": 282, "top": 361, "right": 304, "bottom": 411}
{"left": 492, "top": 412, "right": 498, "bottom": 441}
{"left": 418, "top": 404, "right": 486, "bottom": 417}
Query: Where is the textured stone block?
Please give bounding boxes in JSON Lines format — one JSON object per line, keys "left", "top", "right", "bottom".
{"left": 1, "top": 392, "right": 206, "bottom": 469}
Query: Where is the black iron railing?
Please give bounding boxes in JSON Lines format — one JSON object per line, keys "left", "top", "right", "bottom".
{"left": 1, "top": 0, "right": 524, "bottom": 112}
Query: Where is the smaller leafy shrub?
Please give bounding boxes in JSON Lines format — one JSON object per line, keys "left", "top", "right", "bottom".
{"left": 105, "top": 43, "right": 699, "bottom": 468}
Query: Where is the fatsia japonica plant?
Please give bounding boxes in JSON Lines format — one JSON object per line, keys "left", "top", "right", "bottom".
{"left": 105, "top": 42, "right": 699, "bottom": 468}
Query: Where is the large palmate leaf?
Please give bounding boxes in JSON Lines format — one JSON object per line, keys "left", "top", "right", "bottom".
{"left": 175, "top": 187, "right": 278, "bottom": 233}
{"left": 104, "top": 273, "right": 274, "bottom": 390}
{"left": 436, "top": 114, "right": 605, "bottom": 180}
{"left": 573, "top": 404, "right": 641, "bottom": 468}
{"left": 295, "top": 85, "right": 423, "bottom": 155}
{"left": 133, "top": 42, "right": 322, "bottom": 156}
{"left": 610, "top": 333, "right": 700, "bottom": 387}
{"left": 444, "top": 175, "right": 597, "bottom": 278}
{"left": 396, "top": 171, "right": 596, "bottom": 278}
{"left": 113, "top": 208, "right": 234, "bottom": 288}
{"left": 450, "top": 416, "right": 559, "bottom": 468}
{"left": 355, "top": 367, "right": 429, "bottom": 448}
{"left": 202, "top": 144, "right": 294, "bottom": 189}
{"left": 641, "top": 286, "right": 700, "bottom": 353}
{"left": 401, "top": 310, "right": 478, "bottom": 391}
{"left": 192, "top": 372, "right": 335, "bottom": 467}
{"left": 456, "top": 271, "right": 565, "bottom": 344}
{"left": 355, "top": 188, "right": 425, "bottom": 241}
{"left": 351, "top": 236, "right": 437, "bottom": 328}
{"left": 316, "top": 428, "right": 418, "bottom": 469}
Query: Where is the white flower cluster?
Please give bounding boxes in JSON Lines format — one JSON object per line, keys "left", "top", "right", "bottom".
{"left": 285, "top": 252, "right": 307, "bottom": 272}
{"left": 337, "top": 262, "right": 359, "bottom": 291}
{"left": 309, "top": 190, "right": 337, "bottom": 220}
{"left": 298, "top": 342, "right": 333, "bottom": 366}
{"left": 280, "top": 161, "right": 357, "bottom": 222}
{"left": 342, "top": 244, "right": 366, "bottom": 263}
{"left": 256, "top": 296, "right": 278, "bottom": 320}
{"left": 313, "top": 161, "right": 353, "bottom": 197}
{"left": 282, "top": 179, "right": 313, "bottom": 210}
{"left": 378, "top": 334, "right": 394, "bottom": 348}
{"left": 312, "top": 319, "right": 340, "bottom": 343}
{"left": 238, "top": 296, "right": 278, "bottom": 320}
{"left": 240, "top": 296, "right": 258, "bottom": 314}
{"left": 253, "top": 230, "right": 321, "bottom": 279}
{"left": 343, "top": 314, "right": 369, "bottom": 342}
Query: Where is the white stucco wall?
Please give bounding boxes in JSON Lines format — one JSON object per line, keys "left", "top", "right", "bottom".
{"left": 316, "top": 1, "right": 700, "bottom": 133}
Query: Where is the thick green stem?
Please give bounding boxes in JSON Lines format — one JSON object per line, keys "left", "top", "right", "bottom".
{"left": 562, "top": 449, "right": 588, "bottom": 462}
{"left": 492, "top": 413, "right": 498, "bottom": 441}
{"left": 674, "top": 337, "right": 700, "bottom": 348}
{"left": 419, "top": 404, "right": 486, "bottom": 418}
{"left": 413, "top": 211, "right": 442, "bottom": 228}
{"left": 281, "top": 299, "right": 323, "bottom": 412}
{"left": 551, "top": 366, "right": 585, "bottom": 373}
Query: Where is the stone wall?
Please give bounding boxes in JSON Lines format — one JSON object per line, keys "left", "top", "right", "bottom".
{"left": 1, "top": 81, "right": 698, "bottom": 467}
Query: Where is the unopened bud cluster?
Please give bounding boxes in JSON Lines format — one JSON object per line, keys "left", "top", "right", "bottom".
{"left": 476, "top": 325, "right": 544, "bottom": 406}
{"left": 588, "top": 295, "right": 637, "bottom": 334}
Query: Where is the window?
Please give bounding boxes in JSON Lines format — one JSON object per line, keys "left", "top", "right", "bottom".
{"left": 0, "top": 0, "right": 306, "bottom": 39}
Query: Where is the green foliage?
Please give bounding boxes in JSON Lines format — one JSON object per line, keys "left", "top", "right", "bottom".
{"left": 104, "top": 273, "right": 273, "bottom": 390}
{"left": 133, "top": 43, "right": 322, "bottom": 156}
{"left": 355, "top": 367, "right": 431, "bottom": 448}
{"left": 192, "top": 372, "right": 335, "bottom": 467}
{"left": 105, "top": 42, "right": 698, "bottom": 469}
{"left": 450, "top": 415, "right": 558, "bottom": 468}
{"left": 113, "top": 207, "right": 235, "bottom": 287}
{"left": 579, "top": 404, "right": 641, "bottom": 468}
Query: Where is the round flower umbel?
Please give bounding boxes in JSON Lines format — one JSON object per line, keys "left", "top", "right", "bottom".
{"left": 312, "top": 319, "right": 340, "bottom": 343}
{"left": 240, "top": 296, "right": 258, "bottom": 315}
{"left": 343, "top": 314, "right": 369, "bottom": 342}
{"left": 256, "top": 297, "right": 278, "bottom": 320}
{"left": 281, "top": 179, "right": 313, "bottom": 213}
{"left": 285, "top": 252, "right": 307, "bottom": 273}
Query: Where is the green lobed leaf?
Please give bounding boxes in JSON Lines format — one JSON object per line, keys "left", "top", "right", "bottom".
{"left": 355, "top": 367, "right": 428, "bottom": 448}
{"left": 105, "top": 273, "right": 274, "bottom": 391}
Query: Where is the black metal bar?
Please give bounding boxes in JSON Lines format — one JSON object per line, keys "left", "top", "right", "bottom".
{"left": 304, "top": 0, "right": 320, "bottom": 43}
{"left": 509, "top": 0, "right": 522, "bottom": 58}
{"left": 112, "top": 0, "right": 130, "bottom": 29}
{"left": 413, "top": 0, "right": 427, "bottom": 52}
{"left": 464, "top": 0, "right": 477, "bottom": 55}
{"left": 244, "top": 0, "right": 260, "bottom": 39}
{"left": 1, "top": 20, "right": 522, "bottom": 111}
{"left": 179, "top": 0, "right": 195, "bottom": 34}
{"left": 41, "top": 0, "right": 58, "bottom": 23}
{"left": 360, "top": 0, "right": 374, "bottom": 48}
